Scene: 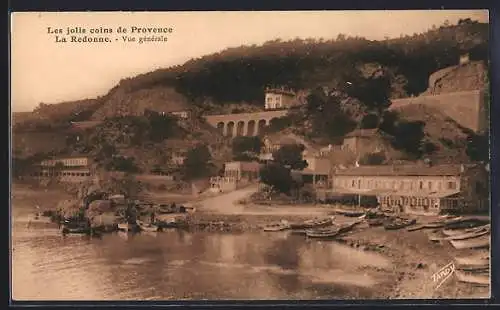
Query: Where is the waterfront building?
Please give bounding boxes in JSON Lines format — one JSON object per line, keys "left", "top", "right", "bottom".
{"left": 317, "top": 163, "right": 489, "bottom": 215}
{"left": 31, "top": 155, "right": 94, "bottom": 183}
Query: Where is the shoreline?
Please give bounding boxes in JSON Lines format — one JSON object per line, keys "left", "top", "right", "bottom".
{"left": 11, "top": 183, "right": 489, "bottom": 299}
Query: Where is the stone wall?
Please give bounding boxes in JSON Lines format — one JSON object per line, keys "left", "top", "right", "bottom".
{"left": 390, "top": 90, "right": 487, "bottom": 133}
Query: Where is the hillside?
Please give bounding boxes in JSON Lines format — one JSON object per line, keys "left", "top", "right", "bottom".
{"left": 90, "top": 86, "right": 191, "bottom": 121}
{"left": 11, "top": 19, "right": 488, "bottom": 168}
{"left": 392, "top": 104, "right": 470, "bottom": 163}
{"left": 423, "top": 60, "right": 487, "bottom": 95}
{"left": 13, "top": 19, "right": 487, "bottom": 125}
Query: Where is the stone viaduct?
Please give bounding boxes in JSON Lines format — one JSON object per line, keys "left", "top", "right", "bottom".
{"left": 203, "top": 110, "right": 288, "bottom": 137}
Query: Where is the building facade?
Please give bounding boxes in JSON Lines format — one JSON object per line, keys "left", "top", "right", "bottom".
{"left": 321, "top": 164, "right": 489, "bottom": 215}
{"left": 341, "top": 128, "right": 391, "bottom": 156}
{"left": 299, "top": 156, "right": 331, "bottom": 189}
{"left": 169, "top": 110, "right": 190, "bottom": 119}
{"left": 260, "top": 132, "right": 320, "bottom": 163}
{"left": 210, "top": 161, "right": 261, "bottom": 193}
{"left": 264, "top": 87, "right": 297, "bottom": 110}
{"left": 32, "top": 156, "right": 94, "bottom": 183}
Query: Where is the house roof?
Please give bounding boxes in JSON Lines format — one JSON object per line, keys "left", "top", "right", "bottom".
{"left": 69, "top": 121, "right": 103, "bottom": 131}
{"left": 263, "top": 132, "right": 322, "bottom": 152}
{"left": 265, "top": 87, "right": 296, "bottom": 97}
{"left": 334, "top": 164, "right": 469, "bottom": 177}
{"left": 344, "top": 128, "right": 387, "bottom": 139}
{"left": 298, "top": 167, "right": 330, "bottom": 176}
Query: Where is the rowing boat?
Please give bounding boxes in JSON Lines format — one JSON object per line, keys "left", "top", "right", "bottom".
{"left": 289, "top": 217, "right": 333, "bottom": 229}
{"left": 455, "top": 253, "right": 490, "bottom": 270}
{"left": 306, "top": 220, "right": 360, "bottom": 239}
{"left": 306, "top": 227, "right": 341, "bottom": 239}
{"left": 443, "top": 226, "right": 490, "bottom": 241}
{"left": 137, "top": 220, "right": 160, "bottom": 232}
{"left": 367, "top": 218, "right": 385, "bottom": 227}
{"left": 449, "top": 234, "right": 490, "bottom": 250}
{"left": 427, "top": 230, "right": 446, "bottom": 242}
{"left": 455, "top": 270, "right": 490, "bottom": 286}
{"left": 443, "top": 224, "right": 490, "bottom": 236}
{"left": 263, "top": 222, "right": 291, "bottom": 232}
{"left": 384, "top": 218, "right": 417, "bottom": 230}
{"left": 333, "top": 208, "right": 366, "bottom": 217}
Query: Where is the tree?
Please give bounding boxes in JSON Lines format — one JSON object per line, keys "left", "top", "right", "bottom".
{"left": 266, "top": 116, "right": 294, "bottom": 133}
{"left": 259, "top": 162, "right": 293, "bottom": 194}
{"left": 390, "top": 120, "right": 426, "bottom": 158}
{"left": 96, "top": 143, "right": 116, "bottom": 162}
{"left": 360, "top": 113, "right": 379, "bottom": 129}
{"left": 181, "top": 144, "right": 212, "bottom": 180}
{"left": 466, "top": 133, "right": 489, "bottom": 162}
{"left": 340, "top": 66, "right": 392, "bottom": 116}
{"left": 359, "top": 152, "right": 386, "bottom": 165}
{"left": 232, "top": 136, "right": 263, "bottom": 157}
{"left": 145, "top": 110, "right": 177, "bottom": 142}
{"left": 272, "top": 144, "right": 308, "bottom": 171}
{"left": 105, "top": 156, "right": 140, "bottom": 173}
{"left": 305, "top": 88, "right": 357, "bottom": 140}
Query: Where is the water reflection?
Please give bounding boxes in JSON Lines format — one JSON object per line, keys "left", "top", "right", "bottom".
{"left": 12, "top": 223, "right": 390, "bottom": 300}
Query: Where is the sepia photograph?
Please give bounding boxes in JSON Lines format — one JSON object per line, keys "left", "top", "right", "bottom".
{"left": 10, "top": 10, "right": 491, "bottom": 301}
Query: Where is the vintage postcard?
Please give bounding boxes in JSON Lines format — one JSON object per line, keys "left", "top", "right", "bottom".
{"left": 10, "top": 10, "right": 491, "bottom": 301}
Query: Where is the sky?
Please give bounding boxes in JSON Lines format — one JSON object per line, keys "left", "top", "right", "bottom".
{"left": 10, "top": 10, "right": 489, "bottom": 112}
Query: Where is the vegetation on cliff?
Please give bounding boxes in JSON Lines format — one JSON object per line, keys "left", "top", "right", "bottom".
{"left": 12, "top": 19, "right": 488, "bottom": 169}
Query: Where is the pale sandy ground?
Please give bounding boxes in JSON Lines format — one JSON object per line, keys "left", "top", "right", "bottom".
{"left": 12, "top": 183, "right": 490, "bottom": 300}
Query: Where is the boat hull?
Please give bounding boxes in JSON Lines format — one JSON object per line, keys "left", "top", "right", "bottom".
{"left": 263, "top": 225, "right": 290, "bottom": 232}
{"left": 455, "top": 270, "right": 490, "bottom": 286}
{"left": 449, "top": 234, "right": 490, "bottom": 250}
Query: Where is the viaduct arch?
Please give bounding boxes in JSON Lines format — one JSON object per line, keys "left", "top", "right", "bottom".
{"left": 204, "top": 110, "right": 288, "bottom": 137}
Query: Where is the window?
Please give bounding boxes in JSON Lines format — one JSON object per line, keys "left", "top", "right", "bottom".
{"left": 428, "top": 181, "right": 432, "bottom": 190}
{"left": 352, "top": 180, "right": 355, "bottom": 187}
{"left": 419, "top": 181, "right": 423, "bottom": 190}
{"left": 447, "top": 181, "right": 457, "bottom": 190}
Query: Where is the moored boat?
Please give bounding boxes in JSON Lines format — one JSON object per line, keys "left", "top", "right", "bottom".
{"left": 333, "top": 208, "right": 365, "bottom": 217}
{"left": 137, "top": 220, "right": 160, "bottom": 232}
{"left": 367, "top": 218, "right": 385, "bottom": 226}
{"left": 455, "top": 270, "right": 490, "bottom": 286}
{"left": 305, "top": 227, "right": 341, "bottom": 239}
{"left": 289, "top": 217, "right": 333, "bottom": 229}
{"left": 118, "top": 222, "right": 129, "bottom": 231}
{"left": 263, "top": 221, "right": 291, "bottom": 232}
{"left": 442, "top": 226, "right": 482, "bottom": 237}
{"left": 117, "top": 222, "right": 140, "bottom": 232}
{"left": 449, "top": 234, "right": 490, "bottom": 250}
{"left": 455, "top": 252, "right": 490, "bottom": 269}
{"left": 443, "top": 225, "right": 490, "bottom": 241}
{"left": 306, "top": 220, "right": 360, "bottom": 239}
{"left": 423, "top": 222, "right": 445, "bottom": 229}
{"left": 384, "top": 218, "right": 416, "bottom": 230}
{"left": 61, "top": 226, "right": 90, "bottom": 235}
{"left": 427, "top": 230, "right": 446, "bottom": 242}
{"left": 407, "top": 225, "right": 425, "bottom": 232}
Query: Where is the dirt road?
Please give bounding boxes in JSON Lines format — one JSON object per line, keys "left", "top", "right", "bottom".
{"left": 189, "top": 185, "right": 330, "bottom": 216}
